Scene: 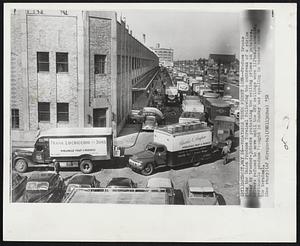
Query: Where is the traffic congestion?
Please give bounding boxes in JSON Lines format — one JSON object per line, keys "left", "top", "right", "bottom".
{"left": 11, "top": 66, "right": 239, "bottom": 206}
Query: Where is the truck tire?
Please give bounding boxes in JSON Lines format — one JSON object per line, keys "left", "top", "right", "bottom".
{"left": 141, "top": 163, "right": 154, "bottom": 176}
{"left": 14, "top": 158, "right": 28, "bottom": 173}
{"left": 80, "top": 160, "right": 93, "bottom": 174}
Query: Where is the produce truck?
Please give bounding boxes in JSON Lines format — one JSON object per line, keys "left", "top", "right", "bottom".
{"left": 63, "top": 187, "right": 171, "bottom": 204}
{"left": 128, "top": 122, "right": 219, "bottom": 176}
{"left": 182, "top": 96, "right": 204, "bottom": 113}
{"left": 204, "top": 98, "right": 231, "bottom": 123}
{"left": 165, "top": 86, "right": 180, "bottom": 105}
{"left": 13, "top": 128, "right": 124, "bottom": 174}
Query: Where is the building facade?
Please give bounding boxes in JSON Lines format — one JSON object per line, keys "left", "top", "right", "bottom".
{"left": 150, "top": 43, "right": 174, "bottom": 67}
{"left": 11, "top": 10, "right": 158, "bottom": 145}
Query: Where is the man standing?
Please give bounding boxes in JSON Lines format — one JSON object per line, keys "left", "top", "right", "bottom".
{"left": 222, "top": 143, "right": 230, "bottom": 165}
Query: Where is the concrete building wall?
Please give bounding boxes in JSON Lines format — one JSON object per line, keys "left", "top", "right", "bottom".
{"left": 116, "top": 20, "right": 159, "bottom": 134}
{"left": 26, "top": 14, "right": 79, "bottom": 130}
{"left": 11, "top": 10, "right": 158, "bottom": 145}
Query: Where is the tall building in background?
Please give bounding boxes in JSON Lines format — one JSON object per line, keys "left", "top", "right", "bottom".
{"left": 150, "top": 43, "right": 174, "bottom": 67}
{"left": 11, "top": 10, "right": 158, "bottom": 145}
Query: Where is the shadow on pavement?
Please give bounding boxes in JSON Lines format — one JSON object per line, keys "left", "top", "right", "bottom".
{"left": 216, "top": 193, "right": 226, "bottom": 205}
{"left": 174, "top": 189, "right": 185, "bottom": 205}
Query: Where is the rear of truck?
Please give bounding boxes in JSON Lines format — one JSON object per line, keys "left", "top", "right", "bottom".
{"left": 63, "top": 187, "right": 170, "bottom": 204}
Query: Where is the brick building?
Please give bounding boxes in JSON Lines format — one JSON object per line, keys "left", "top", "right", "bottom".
{"left": 11, "top": 10, "right": 158, "bottom": 145}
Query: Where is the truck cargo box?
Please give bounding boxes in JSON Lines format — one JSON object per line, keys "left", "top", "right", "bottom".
{"left": 63, "top": 187, "right": 170, "bottom": 204}
{"left": 154, "top": 123, "right": 212, "bottom": 152}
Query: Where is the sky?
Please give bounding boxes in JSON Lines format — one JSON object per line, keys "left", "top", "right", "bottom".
{"left": 117, "top": 10, "right": 240, "bottom": 60}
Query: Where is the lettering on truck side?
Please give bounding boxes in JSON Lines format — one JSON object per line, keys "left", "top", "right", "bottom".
{"left": 49, "top": 137, "right": 107, "bottom": 157}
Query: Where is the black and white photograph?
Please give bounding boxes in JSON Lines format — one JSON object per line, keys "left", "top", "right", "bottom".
{"left": 10, "top": 8, "right": 240, "bottom": 205}
{"left": 3, "top": 2, "right": 296, "bottom": 242}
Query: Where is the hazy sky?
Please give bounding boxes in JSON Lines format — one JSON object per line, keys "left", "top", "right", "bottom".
{"left": 117, "top": 10, "right": 240, "bottom": 60}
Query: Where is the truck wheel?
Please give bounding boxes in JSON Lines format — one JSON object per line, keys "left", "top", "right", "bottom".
{"left": 80, "top": 160, "right": 93, "bottom": 174}
{"left": 14, "top": 158, "right": 28, "bottom": 173}
{"left": 141, "top": 163, "right": 154, "bottom": 176}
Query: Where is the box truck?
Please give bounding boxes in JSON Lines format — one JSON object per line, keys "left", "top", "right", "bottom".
{"left": 13, "top": 128, "right": 124, "bottom": 174}
{"left": 63, "top": 187, "right": 171, "bottom": 204}
{"left": 128, "top": 122, "right": 219, "bottom": 176}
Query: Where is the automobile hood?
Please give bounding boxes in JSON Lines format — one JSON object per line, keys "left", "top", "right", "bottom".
{"left": 23, "top": 190, "right": 55, "bottom": 203}
{"left": 13, "top": 148, "right": 34, "bottom": 158}
{"left": 187, "top": 197, "right": 218, "bottom": 205}
{"left": 131, "top": 151, "right": 155, "bottom": 161}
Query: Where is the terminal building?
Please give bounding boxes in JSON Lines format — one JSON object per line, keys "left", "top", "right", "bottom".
{"left": 150, "top": 43, "right": 174, "bottom": 67}
{"left": 11, "top": 10, "right": 159, "bottom": 145}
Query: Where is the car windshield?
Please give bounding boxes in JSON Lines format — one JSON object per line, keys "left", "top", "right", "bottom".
{"left": 66, "top": 184, "right": 91, "bottom": 193}
{"left": 146, "top": 145, "right": 156, "bottom": 153}
{"left": 190, "top": 191, "right": 215, "bottom": 198}
{"left": 26, "top": 181, "right": 49, "bottom": 191}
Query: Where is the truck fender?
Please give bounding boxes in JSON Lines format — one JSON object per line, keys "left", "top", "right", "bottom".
{"left": 13, "top": 156, "right": 33, "bottom": 167}
{"left": 79, "top": 155, "right": 93, "bottom": 162}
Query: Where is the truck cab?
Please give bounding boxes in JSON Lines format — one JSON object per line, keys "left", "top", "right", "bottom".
{"left": 128, "top": 143, "right": 166, "bottom": 176}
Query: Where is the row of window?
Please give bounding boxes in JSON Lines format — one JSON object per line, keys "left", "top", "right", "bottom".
{"left": 37, "top": 52, "right": 68, "bottom": 73}
{"left": 117, "top": 55, "right": 156, "bottom": 74}
{"left": 37, "top": 52, "right": 107, "bottom": 75}
{"left": 38, "top": 102, "right": 69, "bottom": 122}
{"left": 11, "top": 103, "right": 70, "bottom": 128}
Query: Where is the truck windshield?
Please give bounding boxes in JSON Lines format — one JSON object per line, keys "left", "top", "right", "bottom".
{"left": 146, "top": 145, "right": 156, "bottom": 153}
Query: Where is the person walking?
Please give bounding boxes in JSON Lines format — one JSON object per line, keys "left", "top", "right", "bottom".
{"left": 222, "top": 143, "right": 230, "bottom": 165}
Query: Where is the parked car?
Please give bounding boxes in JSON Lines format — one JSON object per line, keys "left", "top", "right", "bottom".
{"left": 182, "top": 178, "right": 218, "bottom": 205}
{"left": 106, "top": 177, "right": 137, "bottom": 189}
{"left": 128, "top": 109, "right": 144, "bottom": 124}
{"left": 146, "top": 177, "right": 175, "bottom": 204}
{"left": 21, "top": 171, "right": 66, "bottom": 203}
{"left": 142, "top": 115, "right": 158, "bottom": 131}
{"left": 64, "top": 174, "right": 101, "bottom": 198}
{"left": 11, "top": 171, "right": 27, "bottom": 202}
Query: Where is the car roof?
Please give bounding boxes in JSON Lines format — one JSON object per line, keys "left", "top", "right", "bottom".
{"left": 38, "top": 127, "right": 112, "bottom": 138}
{"left": 107, "top": 177, "right": 133, "bottom": 186}
{"left": 147, "top": 178, "right": 172, "bottom": 188}
{"left": 206, "top": 98, "right": 230, "bottom": 107}
{"left": 215, "top": 116, "right": 236, "bottom": 122}
{"left": 28, "top": 171, "right": 57, "bottom": 182}
{"left": 68, "top": 174, "right": 95, "bottom": 185}
{"left": 188, "top": 178, "right": 214, "bottom": 193}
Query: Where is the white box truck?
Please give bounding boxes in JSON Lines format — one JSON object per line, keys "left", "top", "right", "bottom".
{"left": 13, "top": 128, "right": 124, "bottom": 174}
{"left": 128, "top": 122, "right": 219, "bottom": 175}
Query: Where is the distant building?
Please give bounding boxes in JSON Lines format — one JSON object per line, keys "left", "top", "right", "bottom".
{"left": 11, "top": 10, "right": 158, "bottom": 145}
{"left": 150, "top": 43, "right": 174, "bottom": 67}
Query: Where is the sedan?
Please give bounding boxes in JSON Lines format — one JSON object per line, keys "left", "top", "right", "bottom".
{"left": 146, "top": 177, "right": 175, "bottom": 204}
{"left": 106, "top": 177, "right": 137, "bottom": 189}
{"left": 11, "top": 171, "right": 27, "bottom": 202}
{"left": 182, "top": 178, "right": 218, "bottom": 205}
{"left": 21, "top": 171, "right": 66, "bottom": 203}
{"left": 64, "top": 174, "right": 101, "bottom": 198}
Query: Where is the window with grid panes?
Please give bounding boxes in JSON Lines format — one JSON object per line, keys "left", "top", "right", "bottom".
{"left": 37, "top": 52, "right": 49, "bottom": 72}
{"left": 56, "top": 52, "right": 68, "bottom": 73}
{"left": 11, "top": 108, "right": 19, "bottom": 128}
{"left": 57, "top": 103, "right": 69, "bottom": 122}
{"left": 95, "top": 55, "right": 106, "bottom": 74}
{"left": 38, "top": 102, "right": 50, "bottom": 122}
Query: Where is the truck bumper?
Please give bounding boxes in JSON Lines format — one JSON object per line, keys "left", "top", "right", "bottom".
{"left": 128, "top": 159, "right": 144, "bottom": 171}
